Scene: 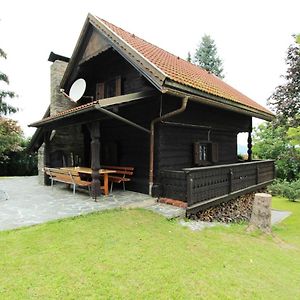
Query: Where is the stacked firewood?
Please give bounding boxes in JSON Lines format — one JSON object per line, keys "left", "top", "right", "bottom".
{"left": 193, "top": 189, "right": 266, "bottom": 223}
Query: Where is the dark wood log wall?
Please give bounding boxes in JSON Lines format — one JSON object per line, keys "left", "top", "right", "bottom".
{"left": 79, "top": 49, "right": 153, "bottom": 100}
{"left": 100, "top": 98, "right": 160, "bottom": 193}
{"left": 157, "top": 125, "right": 238, "bottom": 171}
{"left": 69, "top": 48, "right": 253, "bottom": 194}
{"left": 156, "top": 96, "right": 252, "bottom": 173}
{"left": 85, "top": 93, "right": 251, "bottom": 194}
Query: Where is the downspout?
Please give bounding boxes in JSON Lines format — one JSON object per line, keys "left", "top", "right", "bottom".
{"left": 149, "top": 96, "right": 189, "bottom": 195}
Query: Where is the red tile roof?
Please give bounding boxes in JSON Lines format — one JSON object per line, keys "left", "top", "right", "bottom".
{"left": 30, "top": 100, "right": 98, "bottom": 126}
{"left": 98, "top": 17, "right": 272, "bottom": 115}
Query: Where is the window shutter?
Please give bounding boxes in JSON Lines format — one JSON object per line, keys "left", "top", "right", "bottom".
{"left": 96, "top": 82, "right": 105, "bottom": 99}
{"left": 194, "top": 142, "right": 200, "bottom": 165}
{"left": 115, "top": 76, "right": 122, "bottom": 96}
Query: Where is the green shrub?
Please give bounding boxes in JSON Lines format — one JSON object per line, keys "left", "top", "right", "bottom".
{"left": 0, "top": 138, "right": 37, "bottom": 176}
{"left": 268, "top": 179, "right": 300, "bottom": 201}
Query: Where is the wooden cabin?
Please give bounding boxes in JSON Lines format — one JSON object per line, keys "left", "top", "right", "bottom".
{"left": 29, "top": 14, "right": 275, "bottom": 215}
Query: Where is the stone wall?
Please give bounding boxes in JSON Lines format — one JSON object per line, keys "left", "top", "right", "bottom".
{"left": 50, "top": 61, "right": 75, "bottom": 115}
{"left": 38, "top": 143, "right": 45, "bottom": 184}
{"left": 49, "top": 126, "right": 85, "bottom": 167}
{"left": 38, "top": 59, "right": 85, "bottom": 184}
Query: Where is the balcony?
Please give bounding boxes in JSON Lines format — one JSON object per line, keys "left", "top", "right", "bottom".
{"left": 160, "top": 160, "right": 275, "bottom": 216}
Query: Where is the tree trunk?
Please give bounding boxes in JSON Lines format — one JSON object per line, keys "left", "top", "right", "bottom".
{"left": 247, "top": 193, "right": 272, "bottom": 234}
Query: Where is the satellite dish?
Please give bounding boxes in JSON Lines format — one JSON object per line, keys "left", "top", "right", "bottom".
{"left": 69, "top": 78, "right": 86, "bottom": 102}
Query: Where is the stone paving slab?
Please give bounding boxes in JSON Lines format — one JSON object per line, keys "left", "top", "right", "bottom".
{"left": 0, "top": 176, "right": 159, "bottom": 231}
{"left": 179, "top": 219, "right": 229, "bottom": 231}
{"left": 271, "top": 209, "right": 291, "bottom": 225}
{"left": 144, "top": 203, "right": 185, "bottom": 219}
{"left": 0, "top": 176, "right": 292, "bottom": 232}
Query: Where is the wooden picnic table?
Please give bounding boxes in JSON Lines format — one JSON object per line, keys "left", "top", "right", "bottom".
{"left": 61, "top": 167, "right": 116, "bottom": 196}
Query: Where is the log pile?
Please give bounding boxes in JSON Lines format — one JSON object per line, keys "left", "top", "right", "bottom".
{"left": 193, "top": 189, "right": 266, "bottom": 223}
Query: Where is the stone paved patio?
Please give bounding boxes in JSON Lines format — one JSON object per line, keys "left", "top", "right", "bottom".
{"left": 0, "top": 176, "right": 184, "bottom": 231}
{"left": 0, "top": 177, "right": 290, "bottom": 232}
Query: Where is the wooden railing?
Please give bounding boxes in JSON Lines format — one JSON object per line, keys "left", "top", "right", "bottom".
{"left": 160, "top": 160, "right": 275, "bottom": 213}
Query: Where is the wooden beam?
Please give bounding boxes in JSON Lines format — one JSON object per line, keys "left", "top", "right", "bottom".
{"left": 88, "top": 121, "right": 101, "bottom": 200}
{"left": 97, "top": 90, "right": 157, "bottom": 107}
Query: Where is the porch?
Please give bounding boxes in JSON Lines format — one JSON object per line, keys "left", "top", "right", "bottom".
{"left": 160, "top": 160, "right": 275, "bottom": 216}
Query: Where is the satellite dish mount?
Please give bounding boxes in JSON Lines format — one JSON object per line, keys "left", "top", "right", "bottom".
{"left": 60, "top": 78, "right": 87, "bottom": 102}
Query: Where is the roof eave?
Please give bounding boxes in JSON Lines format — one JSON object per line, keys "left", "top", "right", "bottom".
{"left": 29, "top": 106, "right": 95, "bottom": 128}
{"left": 89, "top": 14, "right": 166, "bottom": 90}
{"left": 163, "top": 79, "right": 275, "bottom": 122}
{"left": 27, "top": 106, "right": 51, "bottom": 152}
{"left": 61, "top": 14, "right": 166, "bottom": 92}
{"left": 29, "top": 90, "right": 157, "bottom": 128}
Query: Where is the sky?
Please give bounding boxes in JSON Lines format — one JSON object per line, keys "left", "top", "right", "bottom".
{"left": 1, "top": 0, "right": 299, "bottom": 143}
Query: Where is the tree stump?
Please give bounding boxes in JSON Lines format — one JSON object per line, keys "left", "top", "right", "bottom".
{"left": 247, "top": 193, "right": 272, "bottom": 234}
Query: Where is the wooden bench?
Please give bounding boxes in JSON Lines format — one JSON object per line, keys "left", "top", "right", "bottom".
{"left": 44, "top": 167, "right": 92, "bottom": 195}
{"left": 101, "top": 166, "right": 134, "bottom": 192}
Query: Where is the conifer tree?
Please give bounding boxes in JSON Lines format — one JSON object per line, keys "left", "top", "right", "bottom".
{"left": 193, "top": 34, "right": 224, "bottom": 78}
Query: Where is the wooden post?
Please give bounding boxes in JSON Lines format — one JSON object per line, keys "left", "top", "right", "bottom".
{"left": 247, "top": 193, "right": 272, "bottom": 234}
{"left": 186, "top": 173, "right": 193, "bottom": 206}
{"left": 247, "top": 130, "right": 252, "bottom": 162}
{"left": 44, "top": 131, "right": 51, "bottom": 185}
{"left": 88, "top": 122, "right": 101, "bottom": 200}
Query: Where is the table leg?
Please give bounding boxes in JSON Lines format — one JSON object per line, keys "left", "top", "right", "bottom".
{"left": 103, "top": 173, "right": 109, "bottom": 196}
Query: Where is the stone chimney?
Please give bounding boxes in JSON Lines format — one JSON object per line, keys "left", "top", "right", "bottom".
{"left": 50, "top": 60, "right": 75, "bottom": 115}
{"left": 38, "top": 54, "right": 84, "bottom": 184}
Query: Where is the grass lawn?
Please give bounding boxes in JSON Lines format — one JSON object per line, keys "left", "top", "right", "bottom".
{"left": 0, "top": 197, "right": 299, "bottom": 299}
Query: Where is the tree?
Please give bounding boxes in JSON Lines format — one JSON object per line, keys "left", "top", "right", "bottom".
{"left": 267, "top": 38, "right": 300, "bottom": 126}
{"left": 253, "top": 36, "right": 300, "bottom": 181}
{"left": 193, "top": 34, "right": 224, "bottom": 78}
{"left": 0, "top": 47, "right": 17, "bottom": 115}
{"left": 0, "top": 117, "right": 37, "bottom": 176}
{"left": 0, "top": 117, "right": 23, "bottom": 163}
{"left": 253, "top": 123, "right": 300, "bottom": 181}
{"left": 187, "top": 51, "right": 192, "bottom": 62}
{"left": 287, "top": 126, "right": 300, "bottom": 146}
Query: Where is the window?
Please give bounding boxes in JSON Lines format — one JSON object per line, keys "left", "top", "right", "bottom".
{"left": 194, "top": 141, "right": 218, "bottom": 166}
{"left": 96, "top": 76, "right": 122, "bottom": 99}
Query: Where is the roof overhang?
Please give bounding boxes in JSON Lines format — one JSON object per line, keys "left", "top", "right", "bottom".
{"left": 26, "top": 106, "right": 50, "bottom": 152}
{"left": 29, "top": 90, "right": 157, "bottom": 128}
{"left": 60, "top": 14, "right": 166, "bottom": 92}
{"left": 163, "top": 79, "right": 275, "bottom": 121}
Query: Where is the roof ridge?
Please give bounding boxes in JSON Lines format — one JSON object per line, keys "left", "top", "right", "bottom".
{"left": 94, "top": 16, "right": 168, "bottom": 80}
{"left": 97, "top": 17, "right": 212, "bottom": 75}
